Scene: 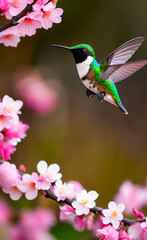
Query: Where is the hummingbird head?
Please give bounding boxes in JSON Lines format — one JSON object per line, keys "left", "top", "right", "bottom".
{"left": 51, "top": 44, "right": 95, "bottom": 64}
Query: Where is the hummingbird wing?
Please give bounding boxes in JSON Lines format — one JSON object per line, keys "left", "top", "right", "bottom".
{"left": 107, "top": 60, "right": 147, "bottom": 83}
{"left": 100, "top": 37, "right": 144, "bottom": 79}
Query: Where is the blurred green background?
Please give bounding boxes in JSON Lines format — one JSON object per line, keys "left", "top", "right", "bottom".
{"left": 0, "top": 0, "right": 147, "bottom": 239}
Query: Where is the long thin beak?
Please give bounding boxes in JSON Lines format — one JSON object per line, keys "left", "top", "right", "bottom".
{"left": 51, "top": 44, "right": 71, "bottom": 50}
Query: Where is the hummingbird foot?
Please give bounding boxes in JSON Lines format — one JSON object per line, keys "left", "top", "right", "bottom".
{"left": 86, "top": 89, "right": 95, "bottom": 98}
{"left": 98, "top": 92, "right": 105, "bottom": 102}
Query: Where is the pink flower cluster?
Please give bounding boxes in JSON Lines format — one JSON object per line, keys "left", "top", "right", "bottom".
{"left": 0, "top": 198, "right": 57, "bottom": 240}
{"left": 1, "top": 158, "right": 147, "bottom": 239}
{"left": 14, "top": 68, "right": 58, "bottom": 115}
{"left": 115, "top": 180, "right": 147, "bottom": 214}
{"left": 0, "top": 0, "right": 63, "bottom": 47}
{"left": 0, "top": 95, "right": 29, "bottom": 160}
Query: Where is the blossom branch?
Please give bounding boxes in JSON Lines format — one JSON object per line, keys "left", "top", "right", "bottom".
{"left": 0, "top": 0, "right": 38, "bottom": 33}
{"left": 45, "top": 189, "right": 146, "bottom": 226}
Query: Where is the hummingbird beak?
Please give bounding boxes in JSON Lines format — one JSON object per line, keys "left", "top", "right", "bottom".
{"left": 51, "top": 44, "right": 71, "bottom": 50}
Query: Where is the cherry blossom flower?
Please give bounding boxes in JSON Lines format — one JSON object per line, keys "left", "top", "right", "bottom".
{"left": 59, "top": 204, "right": 75, "bottom": 221}
{"left": 0, "top": 161, "right": 20, "bottom": 189}
{"left": 119, "top": 230, "right": 136, "bottom": 240}
{"left": 36, "top": 160, "right": 62, "bottom": 190}
{"left": 3, "top": 184, "right": 22, "bottom": 200}
{"left": 72, "top": 189, "right": 98, "bottom": 216}
{"left": 9, "top": 207, "right": 57, "bottom": 240}
{"left": 5, "top": 0, "right": 27, "bottom": 19}
{"left": 18, "top": 172, "right": 38, "bottom": 200}
{"left": 35, "top": 2, "right": 63, "bottom": 30}
{"left": 74, "top": 214, "right": 94, "bottom": 232}
{"left": 0, "top": 105, "right": 13, "bottom": 131}
{"left": 115, "top": 181, "right": 147, "bottom": 214}
{"left": 0, "top": 28, "right": 20, "bottom": 47}
{"left": 2, "top": 95, "right": 23, "bottom": 115}
{"left": 54, "top": 179, "right": 73, "bottom": 201}
{"left": 0, "top": 140, "right": 16, "bottom": 160}
{"left": 18, "top": 16, "right": 42, "bottom": 37}
{"left": 14, "top": 69, "right": 58, "bottom": 115}
{"left": 0, "top": 161, "right": 22, "bottom": 200}
{"left": 97, "top": 225, "right": 119, "bottom": 240}
{"left": 67, "top": 180, "right": 84, "bottom": 199}
{"left": 102, "top": 201, "right": 125, "bottom": 229}
{"left": 4, "top": 121, "right": 29, "bottom": 146}
{"left": 0, "top": 0, "right": 9, "bottom": 14}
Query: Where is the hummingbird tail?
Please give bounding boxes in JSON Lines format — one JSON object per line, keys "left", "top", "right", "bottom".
{"left": 116, "top": 101, "right": 128, "bottom": 115}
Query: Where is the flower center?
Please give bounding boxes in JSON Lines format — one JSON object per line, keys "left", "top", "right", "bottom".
{"left": 43, "top": 11, "right": 51, "bottom": 18}
{"left": 112, "top": 211, "right": 117, "bottom": 217}
{"left": 6, "top": 106, "right": 12, "bottom": 113}
{"left": 29, "top": 182, "right": 35, "bottom": 189}
{"left": 11, "top": 0, "right": 19, "bottom": 8}
{"left": 12, "top": 186, "right": 17, "bottom": 190}
{"left": 24, "top": 18, "right": 32, "bottom": 24}
{"left": 82, "top": 199, "right": 88, "bottom": 205}
{"left": 45, "top": 172, "right": 53, "bottom": 180}
{"left": 0, "top": 115, "right": 5, "bottom": 120}
{"left": 59, "top": 188, "right": 65, "bottom": 195}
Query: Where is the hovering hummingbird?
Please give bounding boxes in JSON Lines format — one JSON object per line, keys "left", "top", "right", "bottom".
{"left": 52, "top": 37, "right": 147, "bottom": 114}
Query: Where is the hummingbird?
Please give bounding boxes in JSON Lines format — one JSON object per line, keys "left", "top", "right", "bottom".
{"left": 52, "top": 37, "right": 147, "bottom": 114}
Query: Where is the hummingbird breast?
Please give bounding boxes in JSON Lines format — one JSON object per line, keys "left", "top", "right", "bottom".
{"left": 80, "top": 68, "right": 118, "bottom": 106}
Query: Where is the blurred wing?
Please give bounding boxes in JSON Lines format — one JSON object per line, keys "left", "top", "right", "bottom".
{"left": 100, "top": 37, "right": 144, "bottom": 80}
{"left": 107, "top": 60, "right": 147, "bottom": 83}
{"left": 101, "top": 37, "right": 144, "bottom": 65}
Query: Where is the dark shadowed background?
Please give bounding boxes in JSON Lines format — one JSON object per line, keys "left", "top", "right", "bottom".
{"left": 0, "top": 0, "right": 147, "bottom": 239}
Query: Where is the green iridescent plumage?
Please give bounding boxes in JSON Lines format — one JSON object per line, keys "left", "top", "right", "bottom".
{"left": 52, "top": 37, "right": 147, "bottom": 114}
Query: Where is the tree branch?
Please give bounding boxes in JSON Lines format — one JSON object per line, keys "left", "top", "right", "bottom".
{"left": 0, "top": 0, "right": 38, "bottom": 33}
{"left": 45, "top": 189, "right": 146, "bottom": 226}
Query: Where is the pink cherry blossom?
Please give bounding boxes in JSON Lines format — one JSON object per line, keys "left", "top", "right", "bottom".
{"left": 0, "top": 140, "right": 16, "bottom": 160}
{"left": 4, "top": 121, "right": 29, "bottom": 145}
{"left": 97, "top": 225, "right": 119, "bottom": 240}
{"left": 128, "top": 223, "right": 143, "bottom": 240}
{"left": 5, "top": 0, "right": 27, "bottom": 19}
{"left": 0, "top": 199, "right": 12, "bottom": 224}
{"left": 38, "top": 2, "right": 63, "bottom": 30}
{"left": 115, "top": 181, "right": 147, "bottom": 214}
{"left": 3, "top": 184, "right": 22, "bottom": 200}
{"left": 18, "top": 16, "right": 42, "bottom": 37}
{"left": 14, "top": 69, "right": 58, "bottom": 115}
{"left": 67, "top": 180, "right": 84, "bottom": 199}
{"left": 0, "top": 0, "right": 9, "bottom": 14}
{"left": 0, "top": 104, "right": 13, "bottom": 131}
{"left": 59, "top": 204, "right": 75, "bottom": 221}
{"left": 9, "top": 207, "right": 57, "bottom": 240}
{"left": 102, "top": 201, "right": 125, "bottom": 229}
{"left": 74, "top": 214, "right": 94, "bottom": 232}
{"left": 72, "top": 189, "right": 99, "bottom": 216}
{"left": 2, "top": 95, "right": 23, "bottom": 123}
{"left": 20, "top": 207, "right": 56, "bottom": 231}
{"left": 0, "top": 28, "right": 20, "bottom": 47}
{"left": 18, "top": 172, "right": 38, "bottom": 200}
{"left": 54, "top": 179, "right": 73, "bottom": 201}
{"left": 36, "top": 160, "right": 62, "bottom": 190}
{"left": 119, "top": 230, "right": 136, "bottom": 240}
{"left": 0, "top": 161, "right": 20, "bottom": 189}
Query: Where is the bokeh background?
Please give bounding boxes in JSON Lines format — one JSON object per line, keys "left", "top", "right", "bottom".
{"left": 0, "top": 0, "right": 147, "bottom": 239}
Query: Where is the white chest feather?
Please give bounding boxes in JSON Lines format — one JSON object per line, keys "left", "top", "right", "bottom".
{"left": 76, "top": 56, "right": 93, "bottom": 79}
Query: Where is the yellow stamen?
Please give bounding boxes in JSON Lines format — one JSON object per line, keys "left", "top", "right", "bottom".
{"left": 112, "top": 211, "right": 117, "bottom": 217}
{"left": 6, "top": 106, "right": 12, "bottom": 113}
{"left": 82, "top": 200, "right": 88, "bottom": 205}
